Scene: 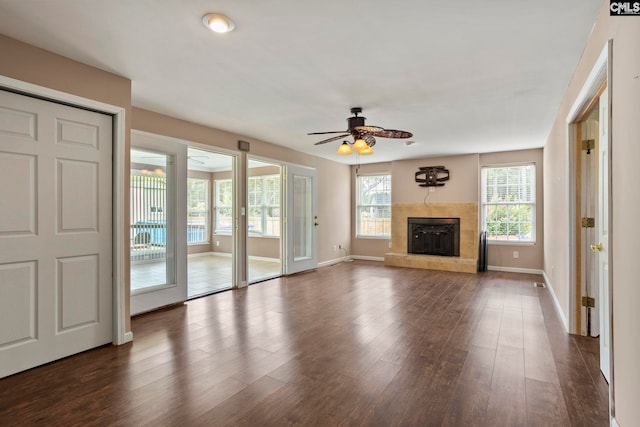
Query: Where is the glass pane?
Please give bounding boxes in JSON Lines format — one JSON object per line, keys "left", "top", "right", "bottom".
{"left": 356, "top": 174, "right": 391, "bottom": 237}
{"left": 187, "top": 178, "right": 209, "bottom": 244}
{"left": 293, "top": 174, "right": 312, "bottom": 260}
{"left": 130, "top": 148, "right": 175, "bottom": 293}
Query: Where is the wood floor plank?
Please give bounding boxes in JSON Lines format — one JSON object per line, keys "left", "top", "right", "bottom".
{"left": 525, "top": 377, "right": 571, "bottom": 427}
{"left": 0, "top": 263, "right": 609, "bottom": 426}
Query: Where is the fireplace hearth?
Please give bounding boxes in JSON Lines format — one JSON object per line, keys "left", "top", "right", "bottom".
{"left": 408, "top": 217, "right": 460, "bottom": 257}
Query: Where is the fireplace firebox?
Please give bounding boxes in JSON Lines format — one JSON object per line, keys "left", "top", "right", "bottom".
{"left": 408, "top": 217, "right": 460, "bottom": 257}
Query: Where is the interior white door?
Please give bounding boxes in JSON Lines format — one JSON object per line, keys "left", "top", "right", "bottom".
{"left": 0, "top": 89, "right": 113, "bottom": 378}
{"left": 596, "top": 88, "right": 610, "bottom": 383}
{"left": 285, "top": 164, "right": 318, "bottom": 274}
{"left": 130, "top": 132, "right": 187, "bottom": 315}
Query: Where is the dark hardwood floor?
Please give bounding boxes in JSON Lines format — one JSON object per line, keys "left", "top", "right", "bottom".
{"left": 0, "top": 262, "right": 609, "bottom": 426}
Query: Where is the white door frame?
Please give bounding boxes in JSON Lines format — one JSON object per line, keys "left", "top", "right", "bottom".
{"left": 565, "top": 40, "right": 614, "bottom": 421}
{"left": 0, "top": 75, "right": 129, "bottom": 345}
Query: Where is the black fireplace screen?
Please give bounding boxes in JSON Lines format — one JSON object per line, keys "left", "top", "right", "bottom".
{"left": 408, "top": 217, "right": 460, "bottom": 256}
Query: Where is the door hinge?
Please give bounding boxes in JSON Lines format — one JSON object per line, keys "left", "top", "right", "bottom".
{"left": 582, "top": 139, "right": 595, "bottom": 153}
{"left": 581, "top": 217, "right": 595, "bottom": 228}
{"left": 582, "top": 296, "right": 595, "bottom": 308}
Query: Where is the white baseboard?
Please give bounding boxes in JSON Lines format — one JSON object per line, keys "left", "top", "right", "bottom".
{"left": 248, "top": 255, "right": 280, "bottom": 263}
{"left": 188, "top": 251, "right": 217, "bottom": 258}
{"left": 318, "top": 257, "right": 348, "bottom": 268}
{"left": 543, "top": 271, "right": 569, "bottom": 333}
{"left": 123, "top": 331, "right": 133, "bottom": 344}
{"left": 194, "top": 252, "right": 279, "bottom": 263}
{"left": 487, "top": 265, "right": 543, "bottom": 275}
{"left": 350, "top": 255, "right": 384, "bottom": 262}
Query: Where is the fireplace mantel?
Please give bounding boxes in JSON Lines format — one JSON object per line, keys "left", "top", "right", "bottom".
{"left": 385, "top": 203, "right": 478, "bottom": 273}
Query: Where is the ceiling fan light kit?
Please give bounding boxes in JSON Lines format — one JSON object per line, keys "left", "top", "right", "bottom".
{"left": 310, "top": 107, "right": 412, "bottom": 156}
{"left": 336, "top": 142, "right": 353, "bottom": 155}
{"left": 352, "top": 138, "right": 369, "bottom": 151}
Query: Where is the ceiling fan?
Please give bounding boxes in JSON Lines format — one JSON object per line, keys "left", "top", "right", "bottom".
{"left": 308, "top": 107, "right": 413, "bottom": 153}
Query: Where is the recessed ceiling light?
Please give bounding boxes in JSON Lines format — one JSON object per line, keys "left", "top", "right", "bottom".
{"left": 202, "top": 13, "right": 235, "bottom": 33}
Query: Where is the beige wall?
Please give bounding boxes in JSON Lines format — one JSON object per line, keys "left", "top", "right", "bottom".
{"left": 480, "top": 149, "right": 544, "bottom": 271}
{"left": 353, "top": 151, "right": 544, "bottom": 271}
{"left": 0, "top": 34, "right": 134, "bottom": 331}
{"left": 543, "top": 2, "right": 640, "bottom": 424}
{"left": 392, "top": 154, "right": 480, "bottom": 203}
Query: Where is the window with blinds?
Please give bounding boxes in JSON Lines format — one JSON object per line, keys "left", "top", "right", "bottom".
{"left": 356, "top": 174, "right": 392, "bottom": 238}
{"left": 214, "top": 179, "right": 233, "bottom": 233}
{"left": 481, "top": 163, "right": 535, "bottom": 243}
{"left": 187, "top": 178, "right": 210, "bottom": 244}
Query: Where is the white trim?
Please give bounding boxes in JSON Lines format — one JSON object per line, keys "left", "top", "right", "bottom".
{"left": 565, "top": 42, "right": 609, "bottom": 335}
{"left": 0, "top": 74, "right": 129, "bottom": 346}
{"left": 566, "top": 47, "right": 609, "bottom": 122}
{"left": 249, "top": 255, "right": 280, "bottom": 263}
{"left": 122, "top": 331, "right": 133, "bottom": 344}
{"left": 112, "top": 108, "right": 128, "bottom": 345}
{"left": 318, "top": 257, "right": 347, "bottom": 267}
{"left": 487, "top": 266, "right": 543, "bottom": 275}
{"left": 543, "top": 271, "right": 569, "bottom": 333}
{"left": 351, "top": 255, "right": 385, "bottom": 262}
{"left": 611, "top": 417, "right": 620, "bottom": 427}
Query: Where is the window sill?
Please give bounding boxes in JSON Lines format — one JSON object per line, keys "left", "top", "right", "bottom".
{"left": 487, "top": 240, "right": 536, "bottom": 246}
{"left": 356, "top": 235, "right": 390, "bottom": 240}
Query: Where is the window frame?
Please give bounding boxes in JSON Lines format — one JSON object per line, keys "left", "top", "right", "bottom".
{"left": 248, "top": 174, "right": 281, "bottom": 238}
{"left": 481, "top": 162, "right": 536, "bottom": 244}
{"left": 186, "top": 177, "right": 210, "bottom": 245}
{"left": 355, "top": 173, "right": 392, "bottom": 239}
{"left": 214, "top": 178, "right": 233, "bottom": 234}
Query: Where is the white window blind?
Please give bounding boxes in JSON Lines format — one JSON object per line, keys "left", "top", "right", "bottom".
{"left": 356, "top": 174, "right": 392, "bottom": 238}
{"left": 481, "top": 164, "right": 535, "bottom": 242}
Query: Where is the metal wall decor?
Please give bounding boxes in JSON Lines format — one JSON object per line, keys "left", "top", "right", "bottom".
{"left": 415, "top": 166, "right": 450, "bottom": 187}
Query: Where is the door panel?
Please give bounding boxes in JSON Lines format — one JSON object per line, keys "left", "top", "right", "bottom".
{"left": 0, "top": 89, "right": 113, "bottom": 378}
{"left": 285, "top": 165, "right": 317, "bottom": 274}
{"left": 130, "top": 133, "right": 187, "bottom": 314}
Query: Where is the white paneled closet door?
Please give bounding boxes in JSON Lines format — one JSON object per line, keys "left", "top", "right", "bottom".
{"left": 0, "top": 89, "right": 113, "bottom": 378}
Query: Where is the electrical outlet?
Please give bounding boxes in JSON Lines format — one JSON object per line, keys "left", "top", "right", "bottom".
{"left": 388, "top": 241, "right": 392, "bottom": 249}
{"left": 216, "top": 241, "right": 220, "bottom": 247}
{"left": 333, "top": 245, "right": 337, "bottom": 252}
{"left": 513, "top": 251, "right": 519, "bottom": 259}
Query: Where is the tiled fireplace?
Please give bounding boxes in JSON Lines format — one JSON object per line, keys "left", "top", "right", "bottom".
{"left": 384, "top": 203, "right": 478, "bottom": 273}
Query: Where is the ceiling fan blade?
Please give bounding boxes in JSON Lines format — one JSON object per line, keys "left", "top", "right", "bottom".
{"left": 372, "top": 129, "right": 413, "bottom": 139}
{"left": 362, "top": 134, "right": 376, "bottom": 147}
{"left": 314, "top": 134, "right": 350, "bottom": 145}
{"left": 307, "top": 131, "right": 348, "bottom": 135}
{"left": 354, "top": 125, "right": 384, "bottom": 133}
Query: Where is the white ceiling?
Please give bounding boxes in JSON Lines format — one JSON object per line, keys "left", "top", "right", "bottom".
{"left": 0, "top": 0, "right": 602, "bottom": 165}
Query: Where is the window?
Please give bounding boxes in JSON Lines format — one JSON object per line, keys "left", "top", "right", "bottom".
{"left": 481, "top": 163, "right": 535, "bottom": 243}
{"left": 248, "top": 175, "right": 280, "bottom": 236}
{"left": 356, "top": 174, "right": 391, "bottom": 238}
{"left": 187, "top": 178, "right": 210, "bottom": 244}
{"left": 214, "top": 179, "right": 233, "bottom": 233}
